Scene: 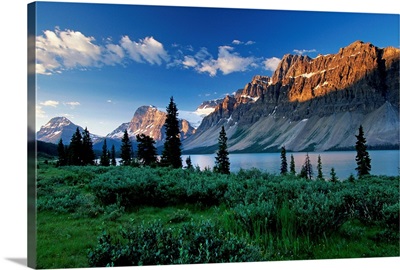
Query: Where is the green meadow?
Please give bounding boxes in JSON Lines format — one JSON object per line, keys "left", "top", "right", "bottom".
{"left": 36, "top": 159, "right": 399, "bottom": 268}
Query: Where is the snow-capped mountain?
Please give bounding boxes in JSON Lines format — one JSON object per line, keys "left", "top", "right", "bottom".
{"left": 37, "top": 116, "right": 103, "bottom": 146}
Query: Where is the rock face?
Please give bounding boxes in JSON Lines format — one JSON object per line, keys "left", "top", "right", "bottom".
{"left": 107, "top": 105, "right": 195, "bottom": 147}
{"left": 183, "top": 41, "right": 400, "bottom": 153}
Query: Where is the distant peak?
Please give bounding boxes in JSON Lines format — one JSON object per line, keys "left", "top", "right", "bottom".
{"left": 49, "top": 116, "right": 71, "bottom": 123}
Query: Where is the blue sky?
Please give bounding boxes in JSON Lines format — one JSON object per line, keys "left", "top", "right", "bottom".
{"left": 34, "top": 2, "right": 399, "bottom": 136}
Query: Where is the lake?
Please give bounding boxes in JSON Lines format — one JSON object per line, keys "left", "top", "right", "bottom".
{"left": 182, "top": 150, "right": 399, "bottom": 179}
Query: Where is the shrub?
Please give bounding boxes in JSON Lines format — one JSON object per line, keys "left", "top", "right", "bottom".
{"left": 88, "top": 220, "right": 263, "bottom": 267}
{"left": 168, "top": 209, "right": 191, "bottom": 223}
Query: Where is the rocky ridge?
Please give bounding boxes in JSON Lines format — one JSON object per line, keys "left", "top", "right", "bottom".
{"left": 183, "top": 41, "right": 400, "bottom": 153}
{"left": 107, "top": 105, "right": 195, "bottom": 147}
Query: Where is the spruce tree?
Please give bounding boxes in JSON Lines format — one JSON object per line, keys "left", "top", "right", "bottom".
{"left": 290, "top": 154, "right": 296, "bottom": 175}
{"left": 82, "top": 127, "right": 95, "bottom": 165}
{"left": 110, "top": 144, "right": 116, "bottom": 166}
{"left": 161, "top": 97, "right": 182, "bottom": 168}
{"left": 355, "top": 125, "right": 371, "bottom": 177}
{"left": 317, "top": 155, "right": 324, "bottom": 180}
{"left": 57, "top": 138, "right": 67, "bottom": 166}
{"left": 300, "top": 153, "right": 313, "bottom": 180}
{"left": 100, "top": 139, "right": 110, "bottom": 166}
{"left": 185, "top": 156, "right": 193, "bottom": 170}
{"left": 280, "top": 146, "right": 288, "bottom": 175}
{"left": 330, "top": 167, "right": 338, "bottom": 183}
{"left": 136, "top": 134, "right": 158, "bottom": 166}
{"left": 214, "top": 126, "right": 230, "bottom": 174}
{"left": 68, "top": 127, "right": 83, "bottom": 165}
{"left": 120, "top": 129, "right": 133, "bottom": 166}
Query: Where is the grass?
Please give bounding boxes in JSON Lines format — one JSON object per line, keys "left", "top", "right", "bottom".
{"left": 35, "top": 162, "right": 400, "bottom": 268}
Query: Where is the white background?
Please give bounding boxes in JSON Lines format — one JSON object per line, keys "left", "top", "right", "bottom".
{"left": 0, "top": 1, "right": 399, "bottom": 270}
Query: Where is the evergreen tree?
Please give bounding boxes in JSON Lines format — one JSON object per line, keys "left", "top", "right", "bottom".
{"left": 57, "top": 138, "right": 67, "bottom": 166}
{"left": 136, "top": 134, "right": 158, "bottom": 166}
{"left": 290, "top": 154, "right": 296, "bottom": 175}
{"left": 214, "top": 126, "right": 230, "bottom": 174}
{"left": 299, "top": 153, "right": 313, "bottom": 180}
{"left": 185, "top": 156, "right": 193, "bottom": 170}
{"left": 280, "top": 146, "right": 288, "bottom": 175}
{"left": 100, "top": 139, "right": 110, "bottom": 166}
{"left": 82, "top": 127, "right": 95, "bottom": 165}
{"left": 110, "top": 144, "right": 116, "bottom": 166}
{"left": 329, "top": 167, "right": 338, "bottom": 183}
{"left": 161, "top": 97, "right": 182, "bottom": 168}
{"left": 68, "top": 127, "right": 83, "bottom": 165}
{"left": 348, "top": 173, "right": 356, "bottom": 183}
{"left": 317, "top": 155, "right": 324, "bottom": 180}
{"left": 355, "top": 125, "right": 371, "bottom": 177}
{"left": 120, "top": 129, "right": 133, "bottom": 166}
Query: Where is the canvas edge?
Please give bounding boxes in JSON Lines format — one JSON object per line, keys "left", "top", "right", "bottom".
{"left": 27, "top": 2, "right": 37, "bottom": 269}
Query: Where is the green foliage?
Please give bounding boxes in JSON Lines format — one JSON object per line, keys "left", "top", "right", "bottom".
{"left": 110, "top": 144, "right": 117, "bottom": 166}
{"left": 161, "top": 96, "right": 182, "bottom": 168}
{"left": 136, "top": 133, "right": 158, "bottom": 166}
{"left": 57, "top": 139, "right": 67, "bottom": 166}
{"left": 81, "top": 127, "right": 96, "bottom": 165}
{"left": 355, "top": 125, "right": 371, "bottom": 177}
{"left": 214, "top": 126, "right": 230, "bottom": 174}
{"left": 330, "top": 167, "right": 338, "bottom": 182}
{"left": 100, "top": 139, "right": 110, "bottom": 166}
{"left": 37, "top": 165, "right": 399, "bottom": 268}
{"left": 185, "top": 156, "right": 193, "bottom": 170}
{"left": 89, "top": 167, "right": 229, "bottom": 208}
{"left": 280, "top": 146, "right": 288, "bottom": 175}
{"left": 68, "top": 127, "right": 83, "bottom": 165}
{"left": 87, "top": 220, "right": 263, "bottom": 267}
{"left": 289, "top": 154, "right": 296, "bottom": 175}
{"left": 299, "top": 153, "right": 313, "bottom": 179}
{"left": 168, "top": 208, "right": 191, "bottom": 223}
{"left": 120, "top": 129, "right": 133, "bottom": 166}
{"left": 317, "top": 155, "right": 323, "bottom": 180}
{"left": 338, "top": 176, "right": 399, "bottom": 224}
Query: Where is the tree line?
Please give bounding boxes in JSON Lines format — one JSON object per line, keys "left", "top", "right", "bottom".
{"left": 279, "top": 125, "right": 371, "bottom": 179}
{"left": 57, "top": 97, "right": 371, "bottom": 179}
{"left": 56, "top": 97, "right": 229, "bottom": 173}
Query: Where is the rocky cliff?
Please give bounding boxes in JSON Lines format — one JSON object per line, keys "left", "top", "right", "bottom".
{"left": 107, "top": 105, "right": 195, "bottom": 147}
{"left": 183, "top": 41, "right": 400, "bottom": 153}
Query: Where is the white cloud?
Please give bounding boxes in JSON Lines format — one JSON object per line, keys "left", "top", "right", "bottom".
{"left": 187, "top": 46, "right": 256, "bottom": 76}
{"left": 40, "top": 100, "right": 59, "bottom": 107}
{"left": 36, "top": 29, "right": 102, "bottom": 74}
{"left": 36, "top": 28, "right": 170, "bottom": 74}
{"left": 64, "top": 101, "right": 81, "bottom": 108}
{"left": 36, "top": 105, "right": 47, "bottom": 118}
{"left": 263, "top": 57, "right": 281, "bottom": 72}
{"left": 182, "top": 56, "right": 198, "bottom": 68}
{"left": 293, "top": 49, "right": 317, "bottom": 55}
{"left": 217, "top": 46, "right": 255, "bottom": 75}
{"left": 120, "top": 36, "right": 170, "bottom": 65}
{"left": 102, "top": 43, "right": 125, "bottom": 65}
{"left": 232, "top": 40, "right": 255, "bottom": 46}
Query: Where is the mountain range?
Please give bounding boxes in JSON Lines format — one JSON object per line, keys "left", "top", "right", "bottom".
{"left": 37, "top": 41, "right": 400, "bottom": 153}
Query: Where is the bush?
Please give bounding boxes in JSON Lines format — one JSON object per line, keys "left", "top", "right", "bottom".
{"left": 37, "top": 188, "right": 86, "bottom": 214}
{"left": 168, "top": 209, "right": 191, "bottom": 223}
{"left": 88, "top": 220, "right": 263, "bottom": 267}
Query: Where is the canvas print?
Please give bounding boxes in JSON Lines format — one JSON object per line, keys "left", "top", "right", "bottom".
{"left": 28, "top": 1, "right": 400, "bottom": 269}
